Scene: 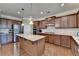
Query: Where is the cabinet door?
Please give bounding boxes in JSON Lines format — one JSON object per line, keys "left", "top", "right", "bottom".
{"left": 68, "top": 15, "right": 77, "bottom": 28}
{"left": 53, "top": 35, "right": 61, "bottom": 45}
{"left": 49, "top": 35, "right": 54, "bottom": 44}
{"left": 75, "top": 45, "right": 79, "bottom": 56}
{"left": 71, "top": 38, "right": 75, "bottom": 55}
{"left": 77, "top": 13, "right": 79, "bottom": 27}
{"left": 61, "top": 36, "right": 71, "bottom": 48}
{"left": 45, "top": 35, "right": 49, "bottom": 43}
{"left": 71, "top": 39, "right": 79, "bottom": 56}
{"left": 39, "top": 21, "right": 47, "bottom": 29}
{"left": 33, "top": 21, "right": 39, "bottom": 28}
{"left": 47, "top": 17, "right": 55, "bottom": 24}
{"left": 1, "top": 19, "right": 7, "bottom": 28}
{"left": 55, "top": 17, "right": 61, "bottom": 28}
{"left": 61, "top": 16, "right": 68, "bottom": 28}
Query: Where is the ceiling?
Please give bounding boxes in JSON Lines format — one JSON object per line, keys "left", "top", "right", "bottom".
{"left": 0, "top": 3, "right": 79, "bottom": 20}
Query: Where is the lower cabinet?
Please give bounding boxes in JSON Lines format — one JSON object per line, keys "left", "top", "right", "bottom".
{"left": 49, "top": 35, "right": 54, "bottom": 44}
{"left": 71, "top": 38, "right": 79, "bottom": 56}
{"left": 45, "top": 35, "right": 49, "bottom": 43}
{"left": 53, "top": 35, "right": 61, "bottom": 45}
{"left": 61, "top": 36, "right": 71, "bottom": 48}
{"left": 37, "top": 33, "right": 79, "bottom": 55}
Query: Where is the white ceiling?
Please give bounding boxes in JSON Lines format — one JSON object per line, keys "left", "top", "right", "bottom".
{"left": 0, "top": 3, "right": 79, "bottom": 20}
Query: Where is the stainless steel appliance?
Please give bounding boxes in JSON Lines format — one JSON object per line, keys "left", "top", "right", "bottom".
{"left": 33, "top": 28, "right": 42, "bottom": 34}
{"left": 12, "top": 24, "right": 20, "bottom": 42}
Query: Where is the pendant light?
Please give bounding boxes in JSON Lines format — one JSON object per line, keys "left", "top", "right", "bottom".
{"left": 21, "top": 18, "right": 24, "bottom": 26}
{"left": 20, "top": 8, "right": 24, "bottom": 26}
{"left": 29, "top": 3, "right": 33, "bottom": 25}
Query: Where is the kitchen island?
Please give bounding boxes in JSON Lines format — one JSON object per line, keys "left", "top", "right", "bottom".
{"left": 17, "top": 34, "right": 46, "bottom": 56}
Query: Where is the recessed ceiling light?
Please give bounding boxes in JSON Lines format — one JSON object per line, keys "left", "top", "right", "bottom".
{"left": 61, "top": 3, "right": 64, "bottom": 7}
{"left": 17, "top": 11, "right": 20, "bottom": 14}
{"left": 40, "top": 11, "right": 43, "bottom": 14}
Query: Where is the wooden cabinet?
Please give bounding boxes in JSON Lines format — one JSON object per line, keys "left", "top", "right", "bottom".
{"left": 19, "top": 36, "right": 45, "bottom": 56}
{"left": 61, "top": 16, "right": 68, "bottom": 28}
{"left": 67, "top": 15, "right": 77, "bottom": 28}
{"left": 61, "top": 36, "right": 71, "bottom": 48}
{"left": 55, "top": 14, "right": 77, "bottom": 28}
{"left": 45, "top": 35, "right": 49, "bottom": 43}
{"left": 53, "top": 35, "right": 61, "bottom": 45}
{"left": 55, "top": 17, "right": 61, "bottom": 28}
{"left": 0, "top": 18, "right": 21, "bottom": 29}
{"left": 33, "top": 21, "right": 39, "bottom": 29}
{"left": 46, "top": 17, "right": 55, "bottom": 25}
{"left": 39, "top": 20, "right": 47, "bottom": 29}
{"left": 71, "top": 38, "right": 79, "bottom": 56}
{"left": 55, "top": 16, "right": 68, "bottom": 28}
{"left": 49, "top": 35, "right": 54, "bottom": 44}
{"left": 77, "top": 13, "right": 79, "bottom": 27}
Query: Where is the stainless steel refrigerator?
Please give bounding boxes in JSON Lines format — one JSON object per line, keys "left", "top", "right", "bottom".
{"left": 12, "top": 24, "right": 20, "bottom": 43}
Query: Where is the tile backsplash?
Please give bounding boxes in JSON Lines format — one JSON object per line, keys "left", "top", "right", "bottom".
{"left": 54, "top": 28, "right": 79, "bottom": 36}
{"left": 41, "top": 28, "right": 79, "bottom": 36}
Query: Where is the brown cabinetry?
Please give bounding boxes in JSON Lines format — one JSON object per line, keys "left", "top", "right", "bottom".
{"left": 39, "top": 20, "right": 47, "bottom": 29}
{"left": 61, "top": 16, "right": 68, "bottom": 28}
{"left": 55, "top": 16, "right": 68, "bottom": 28}
{"left": 71, "top": 38, "right": 79, "bottom": 56}
{"left": 67, "top": 15, "right": 77, "bottom": 28}
{"left": 61, "top": 36, "right": 71, "bottom": 48}
{"left": 77, "top": 13, "right": 79, "bottom": 27}
{"left": 46, "top": 17, "right": 55, "bottom": 25}
{"left": 49, "top": 35, "right": 54, "bottom": 44}
{"left": 55, "top": 14, "right": 77, "bottom": 28}
{"left": 55, "top": 17, "right": 61, "bottom": 28}
{"left": 33, "top": 21, "right": 39, "bottom": 29}
{"left": 53, "top": 35, "right": 61, "bottom": 45}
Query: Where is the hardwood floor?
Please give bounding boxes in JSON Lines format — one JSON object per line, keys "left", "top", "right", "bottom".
{"left": 0, "top": 42, "right": 73, "bottom": 56}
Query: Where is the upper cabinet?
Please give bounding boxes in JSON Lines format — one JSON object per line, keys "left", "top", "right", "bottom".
{"left": 77, "top": 13, "right": 79, "bottom": 27}
{"left": 55, "top": 17, "right": 61, "bottom": 28}
{"left": 39, "top": 20, "right": 47, "bottom": 29}
{"left": 55, "top": 14, "right": 77, "bottom": 28}
{"left": 61, "top": 16, "right": 68, "bottom": 28}
{"left": 33, "top": 13, "right": 78, "bottom": 29}
{"left": 55, "top": 16, "right": 68, "bottom": 28}
{"left": 33, "top": 21, "right": 39, "bottom": 29}
{"left": 67, "top": 14, "right": 77, "bottom": 28}
{"left": 46, "top": 16, "right": 56, "bottom": 25}
{"left": 0, "top": 18, "right": 22, "bottom": 29}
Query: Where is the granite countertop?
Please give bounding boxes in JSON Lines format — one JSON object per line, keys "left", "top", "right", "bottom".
{"left": 38, "top": 32, "right": 79, "bottom": 45}
{"left": 17, "top": 34, "right": 46, "bottom": 42}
